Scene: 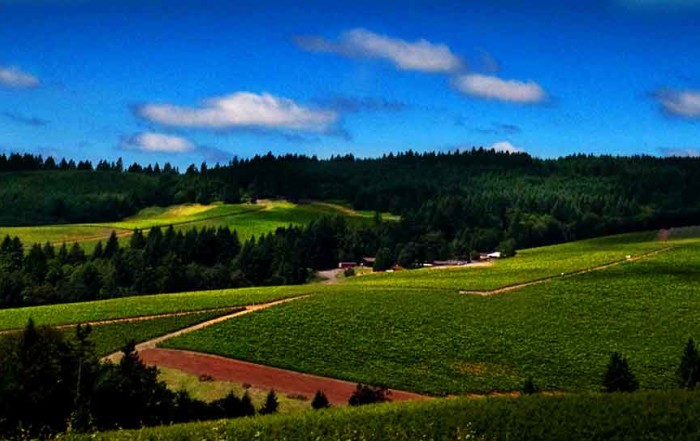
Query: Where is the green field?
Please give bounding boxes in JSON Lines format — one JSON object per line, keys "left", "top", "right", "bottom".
{"left": 346, "top": 231, "right": 666, "bottom": 291}
{"left": 0, "top": 285, "right": 311, "bottom": 330}
{"left": 162, "top": 235, "right": 700, "bottom": 394}
{"left": 60, "top": 310, "right": 231, "bottom": 357}
{"left": 0, "top": 200, "right": 388, "bottom": 249}
{"left": 60, "top": 390, "right": 700, "bottom": 441}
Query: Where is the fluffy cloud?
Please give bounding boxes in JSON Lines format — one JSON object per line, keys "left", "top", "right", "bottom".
{"left": 0, "top": 66, "right": 40, "bottom": 88}
{"left": 489, "top": 141, "right": 524, "bottom": 153}
{"left": 295, "top": 28, "right": 462, "bottom": 73}
{"left": 122, "top": 132, "right": 195, "bottom": 153}
{"left": 454, "top": 74, "right": 546, "bottom": 103}
{"left": 655, "top": 89, "right": 700, "bottom": 119}
{"left": 135, "top": 92, "right": 338, "bottom": 132}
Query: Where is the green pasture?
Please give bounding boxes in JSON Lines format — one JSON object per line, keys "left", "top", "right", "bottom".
{"left": 163, "top": 239, "right": 700, "bottom": 395}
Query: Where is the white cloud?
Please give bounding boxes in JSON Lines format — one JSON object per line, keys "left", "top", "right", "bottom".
{"left": 296, "top": 28, "right": 462, "bottom": 73}
{"left": 656, "top": 89, "right": 700, "bottom": 119}
{"left": 123, "top": 132, "right": 195, "bottom": 153}
{"left": 660, "top": 147, "right": 700, "bottom": 158}
{"left": 489, "top": 141, "right": 524, "bottom": 153}
{"left": 136, "top": 92, "right": 338, "bottom": 132}
{"left": 454, "top": 74, "right": 546, "bottom": 103}
{"left": 0, "top": 66, "right": 40, "bottom": 88}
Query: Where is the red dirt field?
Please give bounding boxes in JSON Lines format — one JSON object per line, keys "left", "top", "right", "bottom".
{"left": 139, "top": 348, "right": 429, "bottom": 405}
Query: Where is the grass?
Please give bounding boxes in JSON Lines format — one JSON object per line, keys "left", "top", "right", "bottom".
{"left": 163, "top": 237, "right": 700, "bottom": 395}
{"left": 158, "top": 367, "right": 311, "bottom": 414}
{"left": 0, "top": 285, "right": 312, "bottom": 331}
{"left": 59, "top": 390, "right": 700, "bottom": 441}
{"left": 0, "top": 200, "right": 387, "bottom": 248}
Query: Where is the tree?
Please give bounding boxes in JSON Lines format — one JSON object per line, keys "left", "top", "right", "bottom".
{"left": 677, "top": 338, "right": 700, "bottom": 389}
{"left": 348, "top": 384, "right": 390, "bottom": 406}
{"left": 602, "top": 352, "right": 638, "bottom": 393}
{"left": 373, "top": 247, "right": 393, "bottom": 272}
{"left": 522, "top": 377, "right": 537, "bottom": 395}
{"left": 103, "top": 231, "right": 120, "bottom": 259}
{"left": 311, "top": 390, "right": 330, "bottom": 409}
{"left": 240, "top": 391, "right": 256, "bottom": 416}
{"left": 259, "top": 389, "right": 279, "bottom": 415}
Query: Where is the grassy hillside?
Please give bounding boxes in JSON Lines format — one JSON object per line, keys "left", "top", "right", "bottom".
{"left": 60, "top": 390, "right": 700, "bottom": 441}
{"left": 0, "top": 200, "right": 385, "bottom": 249}
{"left": 162, "top": 234, "right": 700, "bottom": 394}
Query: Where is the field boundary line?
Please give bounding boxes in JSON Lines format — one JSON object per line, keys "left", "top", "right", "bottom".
{"left": 460, "top": 246, "right": 676, "bottom": 297}
{"left": 102, "top": 295, "right": 309, "bottom": 362}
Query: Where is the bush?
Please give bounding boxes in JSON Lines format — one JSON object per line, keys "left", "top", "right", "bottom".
{"left": 348, "top": 384, "right": 390, "bottom": 406}
{"left": 311, "top": 390, "right": 330, "bottom": 410}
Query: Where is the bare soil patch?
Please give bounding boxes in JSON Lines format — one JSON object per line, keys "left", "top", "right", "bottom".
{"left": 139, "top": 348, "right": 429, "bottom": 406}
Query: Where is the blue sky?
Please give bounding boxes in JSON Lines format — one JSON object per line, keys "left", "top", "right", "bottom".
{"left": 1, "top": 0, "right": 699, "bottom": 167}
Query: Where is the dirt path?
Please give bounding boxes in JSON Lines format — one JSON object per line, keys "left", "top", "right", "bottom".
{"left": 460, "top": 246, "right": 675, "bottom": 296}
{"left": 138, "top": 348, "right": 428, "bottom": 405}
{"left": 102, "top": 296, "right": 308, "bottom": 362}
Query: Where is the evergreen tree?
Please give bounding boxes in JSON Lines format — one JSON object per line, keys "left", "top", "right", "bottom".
{"left": 603, "top": 352, "right": 638, "bottom": 393}
{"left": 677, "top": 338, "right": 700, "bottom": 389}
{"left": 103, "top": 231, "right": 120, "bottom": 259}
{"left": 311, "top": 390, "right": 330, "bottom": 409}
{"left": 259, "top": 389, "right": 279, "bottom": 415}
{"left": 522, "top": 377, "right": 538, "bottom": 395}
{"left": 240, "top": 391, "right": 256, "bottom": 416}
{"left": 373, "top": 247, "right": 394, "bottom": 272}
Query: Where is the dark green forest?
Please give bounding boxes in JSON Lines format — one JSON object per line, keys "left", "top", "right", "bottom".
{"left": 2, "top": 149, "right": 700, "bottom": 308}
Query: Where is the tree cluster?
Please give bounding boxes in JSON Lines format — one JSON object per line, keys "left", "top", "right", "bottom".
{"left": 0, "top": 321, "right": 274, "bottom": 439}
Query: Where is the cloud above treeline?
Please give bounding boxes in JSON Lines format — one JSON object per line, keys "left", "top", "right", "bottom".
{"left": 295, "top": 28, "right": 463, "bottom": 73}
{"left": 135, "top": 92, "right": 338, "bottom": 133}
{"left": 655, "top": 89, "right": 700, "bottom": 119}
{"left": 660, "top": 147, "right": 700, "bottom": 158}
{"left": 122, "top": 132, "right": 195, "bottom": 153}
{"left": 489, "top": 141, "right": 524, "bottom": 153}
{"left": 0, "top": 66, "right": 40, "bottom": 88}
{"left": 296, "top": 28, "right": 547, "bottom": 105}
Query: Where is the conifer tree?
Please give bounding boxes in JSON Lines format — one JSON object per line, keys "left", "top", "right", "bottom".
{"left": 603, "top": 352, "right": 638, "bottom": 393}
{"left": 678, "top": 338, "right": 700, "bottom": 389}
{"left": 311, "top": 390, "right": 330, "bottom": 409}
{"left": 259, "top": 390, "right": 279, "bottom": 415}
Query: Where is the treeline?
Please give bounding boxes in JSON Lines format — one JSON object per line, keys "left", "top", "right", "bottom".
{"left": 0, "top": 216, "right": 388, "bottom": 307}
{"left": 4, "top": 149, "right": 700, "bottom": 252}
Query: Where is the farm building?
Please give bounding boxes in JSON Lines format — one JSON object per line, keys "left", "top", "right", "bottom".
{"left": 338, "top": 262, "right": 358, "bottom": 269}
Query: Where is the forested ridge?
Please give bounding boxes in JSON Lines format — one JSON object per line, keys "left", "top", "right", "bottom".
{"left": 2, "top": 149, "right": 700, "bottom": 243}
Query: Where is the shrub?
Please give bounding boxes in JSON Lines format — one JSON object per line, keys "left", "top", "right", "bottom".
{"left": 259, "top": 390, "right": 279, "bottom": 415}
{"left": 348, "top": 384, "right": 390, "bottom": 406}
{"left": 677, "top": 338, "right": 700, "bottom": 389}
{"left": 311, "top": 390, "right": 330, "bottom": 410}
